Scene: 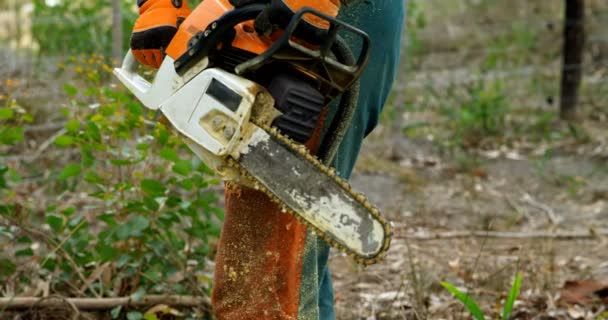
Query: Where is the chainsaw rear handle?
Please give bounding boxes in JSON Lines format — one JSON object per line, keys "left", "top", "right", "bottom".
{"left": 114, "top": 50, "right": 179, "bottom": 110}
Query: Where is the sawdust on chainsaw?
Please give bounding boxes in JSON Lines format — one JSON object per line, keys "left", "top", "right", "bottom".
{"left": 249, "top": 91, "right": 279, "bottom": 127}
{"left": 213, "top": 181, "right": 306, "bottom": 319}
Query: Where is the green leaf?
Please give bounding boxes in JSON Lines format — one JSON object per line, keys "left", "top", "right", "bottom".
{"left": 141, "top": 179, "right": 166, "bottom": 196}
{"left": 84, "top": 170, "right": 102, "bottom": 184}
{"left": 116, "top": 224, "right": 130, "bottom": 240}
{"left": 143, "top": 313, "right": 159, "bottom": 320}
{"left": 81, "top": 147, "right": 95, "bottom": 167}
{"left": 130, "top": 287, "right": 146, "bottom": 302}
{"left": 110, "top": 306, "right": 122, "bottom": 319}
{"left": 0, "top": 258, "right": 16, "bottom": 277}
{"left": 136, "top": 143, "right": 150, "bottom": 151}
{"left": 85, "top": 122, "right": 101, "bottom": 142}
{"left": 440, "top": 281, "right": 485, "bottom": 320}
{"left": 0, "top": 127, "right": 24, "bottom": 144}
{"left": 61, "top": 207, "right": 76, "bottom": 216}
{"left": 172, "top": 160, "right": 192, "bottom": 176}
{"left": 116, "top": 215, "right": 150, "bottom": 239}
{"left": 54, "top": 135, "right": 75, "bottom": 147}
{"left": 0, "top": 164, "right": 7, "bottom": 189}
{"left": 8, "top": 167, "right": 21, "bottom": 183}
{"left": 63, "top": 84, "right": 78, "bottom": 96}
{"left": 45, "top": 214, "right": 65, "bottom": 233}
{"left": 502, "top": 272, "right": 522, "bottom": 320}
{"left": 125, "top": 100, "right": 143, "bottom": 116}
{"left": 117, "top": 254, "right": 131, "bottom": 267}
{"left": 143, "top": 196, "right": 160, "bottom": 211}
{"left": 156, "top": 125, "right": 170, "bottom": 144}
{"left": 16, "top": 236, "right": 32, "bottom": 244}
{"left": 129, "top": 215, "right": 150, "bottom": 236}
{"left": 65, "top": 119, "right": 80, "bottom": 134}
{"left": 159, "top": 147, "right": 179, "bottom": 162}
{"left": 127, "top": 311, "right": 143, "bottom": 320}
{"left": 143, "top": 269, "right": 162, "bottom": 282}
{"left": 59, "top": 163, "right": 82, "bottom": 179}
{"left": 0, "top": 107, "right": 14, "bottom": 120}
{"left": 68, "top": 215, "right": 84, "bottom": 228}
{"left": 110, "top": 159, "right": 133, "bottom": 166}
{"left": 15, "top": 248, "right": 34, "bottom": 257}
{"left": 180, "top": 178, "right": 193, "bottom": 190}
{"left": 97, "top": 242, "right": 118, "bottom": 261}
{"left": 98, "top": 212, "right": 117, "bottom": 226}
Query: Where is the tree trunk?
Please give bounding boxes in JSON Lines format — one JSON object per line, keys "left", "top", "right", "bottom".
{"left": 560, "top": 0, "right": 585, "bottom": 121}
{"left": 112, "top": 0, "right": 123, "bottom": 65}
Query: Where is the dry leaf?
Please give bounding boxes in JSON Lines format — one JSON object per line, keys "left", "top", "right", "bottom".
{"left": 558, "top": 280, "right": 608, "bottom": 306}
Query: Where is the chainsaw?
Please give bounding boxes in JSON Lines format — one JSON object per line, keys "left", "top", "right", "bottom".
{"left": 114, "top": 0, "right": 390, "bottom": 265}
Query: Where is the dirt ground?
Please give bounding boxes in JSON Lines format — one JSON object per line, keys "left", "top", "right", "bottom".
{"left": 331, "top": 128, "right": 608, "bottom": 319}
{"left": 330, "top": 1, "right": 608, "bottom": 319}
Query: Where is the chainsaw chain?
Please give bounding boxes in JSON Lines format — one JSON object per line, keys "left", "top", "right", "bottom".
{"left": 226, "top": 119, "right": 392, "bottom": 266}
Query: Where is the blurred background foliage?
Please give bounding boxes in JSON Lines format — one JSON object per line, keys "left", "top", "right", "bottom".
{"left": 30, "top": 0, "right": 136, "bottom": 56}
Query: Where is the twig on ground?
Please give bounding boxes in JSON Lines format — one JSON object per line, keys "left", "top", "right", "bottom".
{"left": 78, "top": 262, "right": 111, "bottom": 296}
{"left": 521, "top": 193, "right": 562, "bottom": 225}
{"left": 1, "top": 148, "right": 79, "bottom": 162}
{"left": 24, "top": 122, "right": 67, "bottom": 133}
{"left": 0, "top": 216, "right": 98, "bottom": 298}
{"left": 504, "top": 195, "right": 535, "bottom": 226}
{"left": 0, "top": 295, "right": 211, "bottom": 310}
{"left": 31, "top": 128, "right": 66, "bottom": 160}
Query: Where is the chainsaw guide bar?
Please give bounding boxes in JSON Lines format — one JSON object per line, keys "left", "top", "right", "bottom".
{"left": 228, "top": 119, "right": 391, "bottom": 265}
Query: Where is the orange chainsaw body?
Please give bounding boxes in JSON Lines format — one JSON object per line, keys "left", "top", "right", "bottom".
{"left": 166, "top": 0, "right": 270, "bottom": 60}
{"left": 165, "top": 0, "right": 340, "bottom": 62}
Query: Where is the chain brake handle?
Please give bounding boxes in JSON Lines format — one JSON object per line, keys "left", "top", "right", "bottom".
{"left": 173, "top": 4, "right": 267, "bottom": 74}
{"left": 235, "top": 7, "right": 371, "bottom": 94}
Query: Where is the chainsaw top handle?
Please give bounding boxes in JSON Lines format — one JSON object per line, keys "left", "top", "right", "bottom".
{"left": 173, "top": 3, "right": 266, "bottom": 74}
{"left": 236, "top": 7, "right": 371, "bottom": 95}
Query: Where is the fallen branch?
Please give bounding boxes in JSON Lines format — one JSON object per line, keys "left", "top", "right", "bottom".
{"left": 0, "top": 295, "right": 210, "bottom": 310}
{"left": 521, "top": 192, "right": 562, "bottom": 225}
{"left": 395, "top": 229, "right": 608, "bottom": 240}
{"left": 24, "top": 121, "right": 67, "bottom": 133}
{"left": 31, "top": 128, "right": 67, "bottom": 160}
{"left": 0, "top": 215, "right": 96, "bottom": 298}
{"left": 1, "top": 148, "right": 79, "bottom": 162}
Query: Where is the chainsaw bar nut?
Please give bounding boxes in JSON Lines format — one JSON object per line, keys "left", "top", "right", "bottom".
{"left": 211, "top": 115, "right": 223, "bottom": 131}
{"left": 223, "top": 125, "right": 235, "bottom": 139}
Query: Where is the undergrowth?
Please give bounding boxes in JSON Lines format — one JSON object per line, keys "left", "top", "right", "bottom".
{"left": 0, "top": 55, "right": 221, "bottom": 319}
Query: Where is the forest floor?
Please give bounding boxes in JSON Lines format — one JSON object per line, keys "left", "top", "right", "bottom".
{"left": 332, "top": 120, "right": 608, "bottom": 319}
{"left": 331, "top": 1, "right": 608, "bottom": 319}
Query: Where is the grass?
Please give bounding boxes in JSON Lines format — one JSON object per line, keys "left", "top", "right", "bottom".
{"left": 441, "top": 271, "right": 523, "bottom": 320}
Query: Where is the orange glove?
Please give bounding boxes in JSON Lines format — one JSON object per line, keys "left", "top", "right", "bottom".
{"left": 130, "top": 0, "right": 191, "bottom": 68}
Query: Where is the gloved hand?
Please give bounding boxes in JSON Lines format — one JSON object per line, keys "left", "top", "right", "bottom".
{"left": 130, "top": 0, "right": 191, "bottom": 68}
{"left": 229, "top": 0, "right": 339, "bottom": 45}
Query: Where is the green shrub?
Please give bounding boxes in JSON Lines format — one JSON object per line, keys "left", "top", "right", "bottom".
{"left": 439, "top": 80, "right": 510, "bottom": 147}
{"left": 0, "top": 55, "right": 221, "bottom": 318}
{"left": 31, "top": 0, "right": 136, "bottom": 56}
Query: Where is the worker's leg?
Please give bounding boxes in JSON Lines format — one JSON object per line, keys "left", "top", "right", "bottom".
{"left": 212, "top": 182, "right": 308, "bottom": 319}
{"left": 316, "top": 1, "right": 406, "bottom": 319}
